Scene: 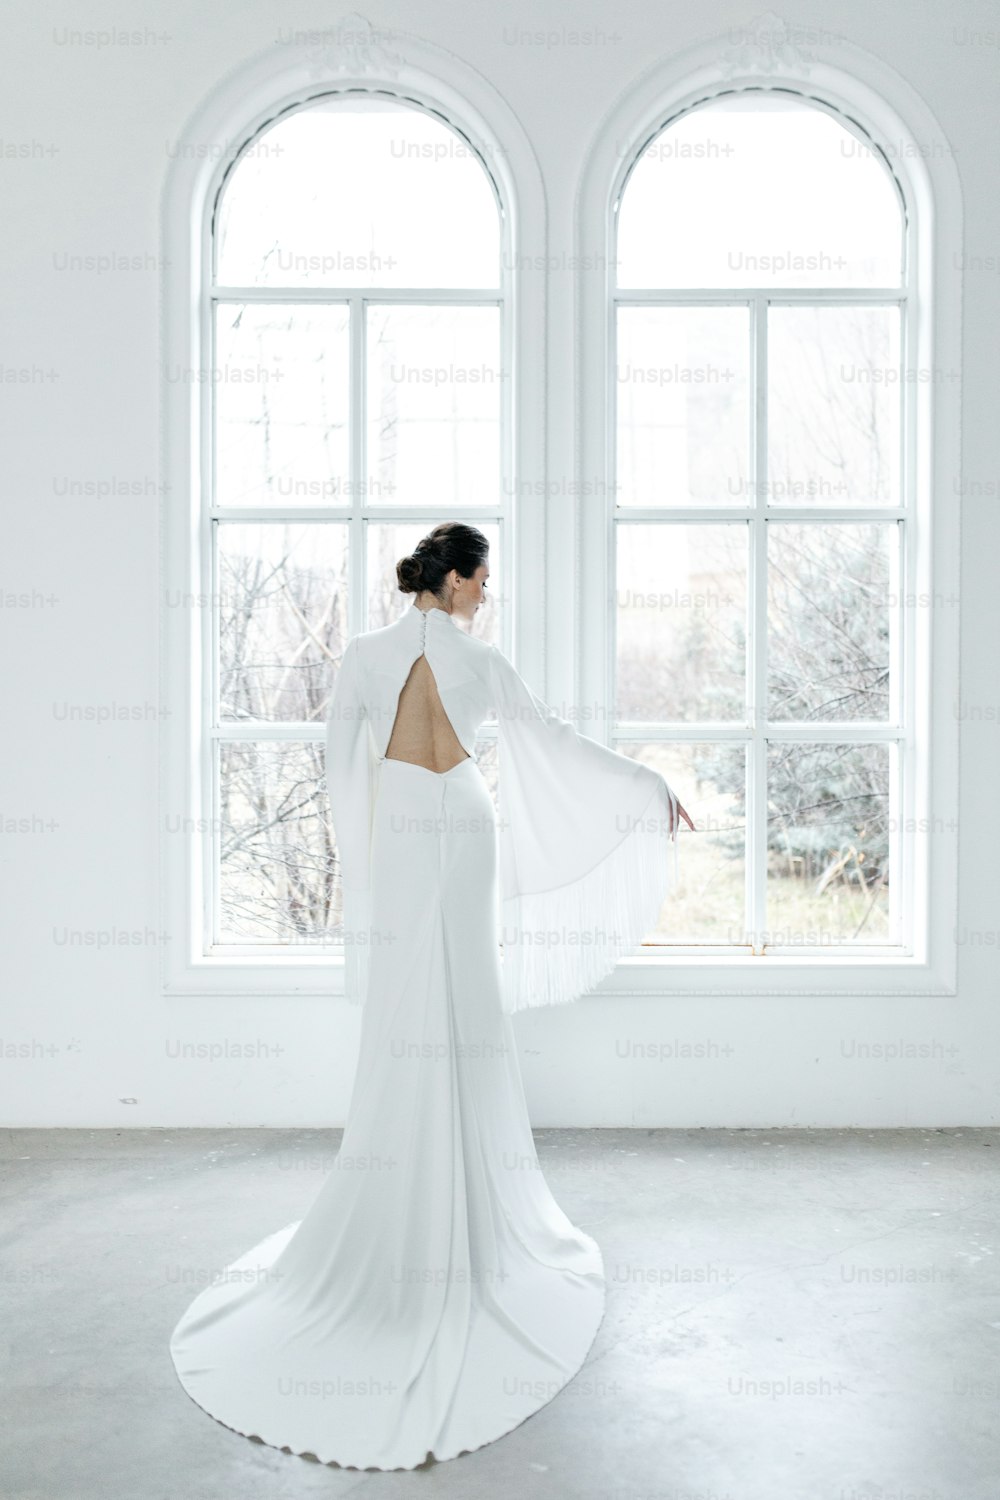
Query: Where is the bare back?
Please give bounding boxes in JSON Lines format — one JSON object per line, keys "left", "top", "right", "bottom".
{"left": 384, "top": 653, "right": 471, "bottom": 774}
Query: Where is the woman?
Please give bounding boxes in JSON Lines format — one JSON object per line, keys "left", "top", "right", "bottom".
{"left": 170, "top": 522, "right": 693, "bottom": 1470}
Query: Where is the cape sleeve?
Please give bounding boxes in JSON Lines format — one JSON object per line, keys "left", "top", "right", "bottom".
{"left": 488, "top": 643, "right": 680, "bottom": 1015}
{"left": 324, "top": 635, "right": 375, "bottom": 1008}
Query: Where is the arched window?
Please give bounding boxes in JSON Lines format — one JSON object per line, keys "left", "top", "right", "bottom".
{"left": 161, "top": 49, "right": 545, "bottom": 996}
{"left": 613, "top": 92, "right": 906, "bottom": 956}
{"left": 207, "top": 100, "right": 502, "bottom": 960}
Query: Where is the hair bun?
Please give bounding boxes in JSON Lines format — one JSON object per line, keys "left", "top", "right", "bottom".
{"left": 396, "top": 553, "right": 424, "bottom": 595}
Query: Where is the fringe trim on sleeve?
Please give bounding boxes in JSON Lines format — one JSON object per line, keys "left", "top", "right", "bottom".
{"left": 498, "top": 776, "right": 680, "bottom": 1016}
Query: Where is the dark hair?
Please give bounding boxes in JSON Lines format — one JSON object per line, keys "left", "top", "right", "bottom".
{"left": 396, "top": 522, "right": 490, "bottom": 599}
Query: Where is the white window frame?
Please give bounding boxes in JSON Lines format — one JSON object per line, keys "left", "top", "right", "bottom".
{"left": 160, "top": 34, "right": 546, "bottom": 995}
{"left": 577, "top": 35, "right": 961, "bottom": 997}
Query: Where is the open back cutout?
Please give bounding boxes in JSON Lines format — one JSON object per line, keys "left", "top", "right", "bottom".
{"left": 384, "top": 652, "right": 471, "bottom": 775}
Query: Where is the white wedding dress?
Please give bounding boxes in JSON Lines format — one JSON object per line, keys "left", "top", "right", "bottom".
{"left": 169, "top": 604, "right": 680, "bottom": 1469}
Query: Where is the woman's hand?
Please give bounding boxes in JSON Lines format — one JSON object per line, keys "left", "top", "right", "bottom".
{"left": 668, "top": 791, "right": 696, "bottom": 836}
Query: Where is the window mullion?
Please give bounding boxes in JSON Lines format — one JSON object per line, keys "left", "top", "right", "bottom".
{"left": 205, "top": 289, "right": 220, "bottom": 953}
{"left": 209, "top": 284, "right": 501, "bottom": 304}
{"left": 350, "top": 292, "right": 365, "bottom": 634}
{"left": 897, "top": 285, "right": 917, "bottom": 952}
{"left": 750, "top": 291, "right": 768, "bottom": 953}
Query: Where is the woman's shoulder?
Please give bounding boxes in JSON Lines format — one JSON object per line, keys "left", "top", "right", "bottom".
{"left": 346, "top": 614, "right": 496, "bottom": 667}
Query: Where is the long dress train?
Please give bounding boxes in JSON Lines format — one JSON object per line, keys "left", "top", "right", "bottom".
{"left": 168, "top": 752, "right": 606, "bottom": 1470}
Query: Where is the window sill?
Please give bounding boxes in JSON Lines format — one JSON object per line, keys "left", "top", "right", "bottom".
{"left": 161, "top": 946, "right": 956, "bottom": 998}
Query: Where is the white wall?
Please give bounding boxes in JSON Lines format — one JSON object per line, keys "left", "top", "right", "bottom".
{"left": 3, "top": 0, "right": 998, "bottom": 1127}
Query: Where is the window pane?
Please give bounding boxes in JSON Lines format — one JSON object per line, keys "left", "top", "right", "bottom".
{"left": 623, "top": 741, "right": 746, "bottom": 943}
{"left": 616, "top": 306, "right": 749, "bottom": 506}
{"left": 616, "top": 523, "right": 746, "bottom": 722}
{"left": 218, "top": 740, "right": 332, "bottom": 943}
{"left": 367, "top": 305, "right": 501, "bottom": 507}
{"left": 366, "top": 520, "right": 500, "bottom": 644}
{"left": 768, "top": 523, "right": 893, "bottom": 722}
{"left": 216, "top": 99, "right": 500, "bottom": 289}
{"left": 767, "top": 305, "right": 901, "bottom": 506}
{"left": 617, "top": 95, "right": 903, "bottom": 289}
{"left": 214, "top": 304, "right": 350, "bottom": 507}
{"left": 766, "top": 741, "right": 891, "bottom": 944}
{"left": 218, "top": 522, "right": 347, "bottom": 722}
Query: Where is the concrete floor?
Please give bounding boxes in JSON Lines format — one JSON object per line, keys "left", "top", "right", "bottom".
{"left": 2, "top": 1126, "right": 998, "bottom": 1500}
